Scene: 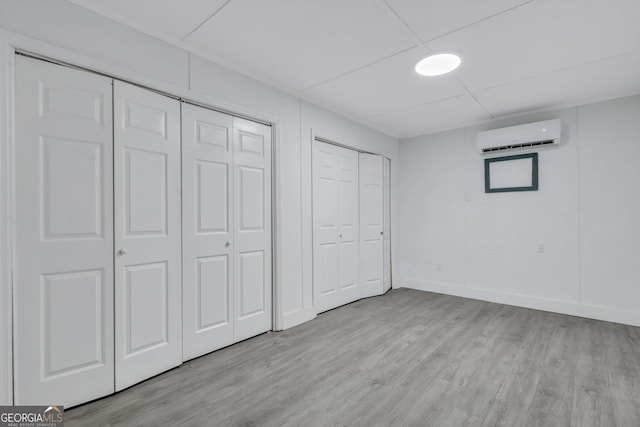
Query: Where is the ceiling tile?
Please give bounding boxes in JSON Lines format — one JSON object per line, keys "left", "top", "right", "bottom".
{"left": 385, "top": 0, "right": 531, "bottom": 42}
{"left": 183, "top": 0, "right": 415, "bottom": 91}
{"left": 302, "top": 47, "right": 465, "bottom": 118}
{"left": 69, "top": 0, "right": 228, "bottom": 40}
{"left": 475, "top": 51, "right": 640, "bottom": 117}
{"left": 427, "top": 0, "right": 640, "bottom": 92}
{"left": 374, "top": 95, "right": 491, "bottom": 138}
{"left": 68, "top": 0, "right": 640, "bottom": 137}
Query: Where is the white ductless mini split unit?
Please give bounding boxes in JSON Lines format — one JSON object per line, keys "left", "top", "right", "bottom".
{"left": 477, "top": 119, "right": 561, "bottom": 153}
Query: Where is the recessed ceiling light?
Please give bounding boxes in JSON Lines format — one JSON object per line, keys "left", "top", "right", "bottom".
{"left": 415, "top": 53, "right": 461, "bottom": 76}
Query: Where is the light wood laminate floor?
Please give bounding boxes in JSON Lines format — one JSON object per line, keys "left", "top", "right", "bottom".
{"left": 67, "top": 288, "right": 640, "bottom": 426}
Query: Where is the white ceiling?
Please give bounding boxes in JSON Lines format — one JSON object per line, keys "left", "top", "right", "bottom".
{"left": 69, "top": 0, "right": 640, "bottom": 138}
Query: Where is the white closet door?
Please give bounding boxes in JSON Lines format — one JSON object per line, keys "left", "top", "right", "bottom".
{"left": 182, "top": 103, "right": 234, "bottom": 360}
{"left": 233, "top": 118, "right": 272, "bottom": 342}
{"left": 359, "top": 153, "right": 384, "bottom": 298}
{"left": 14, "top": 56, "right": 114, "bottom": 406}
{"left": 312, "top": 141, "right": 360, "bottom": 313}
{"left": 312, "top": 142, "right": 342, "bottom": 312}
{"left": 383, "top": 157, "right": 392, "bottom": 292}
{"left": 114, "top": 81, "right": 182, "bottom": 391}
{"left": 338, "top": 147, "right": 360, "bottom": 305}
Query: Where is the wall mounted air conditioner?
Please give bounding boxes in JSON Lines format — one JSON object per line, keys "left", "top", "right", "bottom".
{"left": 477, "top": 119, "right": 561, "bottom": 153}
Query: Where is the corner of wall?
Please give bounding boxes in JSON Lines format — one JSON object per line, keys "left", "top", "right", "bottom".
{"left": 0, "top": 34, "right": 14, "bottom": 405}
{"left": 396, "top": 97, "right": 640, "bottom": 328}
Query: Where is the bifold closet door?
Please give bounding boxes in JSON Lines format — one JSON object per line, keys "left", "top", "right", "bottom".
{"left": 113, "top": 81, "right": 182, "bottom": 391}
{"left": 232, "top": 117, "right": 272, "bottom": 342}
{"left": 383, "top": 157, "right": 392, "bottom": 292}
{"left": 312, "top": 141, "right": 359, "bottom": 313}
{"left": 14, "top": 55, "right": 114, "bottom": 406}
{"left": 182, "top": 105, "right": 272, "bottom": 360}
{"left": 359, "top": 153, "right": 384, "bottom": 298}
{"left": 182, "top": 104, "right": 234, "bottom": 360}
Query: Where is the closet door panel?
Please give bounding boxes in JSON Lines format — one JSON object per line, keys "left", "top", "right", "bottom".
{"left": 114, "top": 81, "right": 182, "bottom": 391}
{"left": 383, "top": 157, "right": 392, "bottom": 292}
{"left": 233, "top": 118, "right": 272, "bottom": 342}
{"left": 338, "top": 147, "right": 360, "bottom": 304}
{"left": 359, "top": 153, "right": 384, "bottom": 298}
{"left": 182, "top": 103, "right": 234, "bottom": 361}
{"left": 14, "top": 55, "right": 114, "bottom": 407}
{"left": 312, "top": 142, "right": 342, "bottom": 312}
{"left": 312, "top": 142, "right": 360, "bottom": 313}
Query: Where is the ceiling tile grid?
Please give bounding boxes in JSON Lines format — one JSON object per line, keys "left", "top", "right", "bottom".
{"left": 69, "top": 0, "right": 229, "bottom": 40}
{"left": 69, "top": 0, "right": 640, "bottom": 138}
{"left": 302, "top": 47, "right": 466, "bottom": 118}
{"left": 182, "top": 0, "right": 417, "bottom": 91}
{"left": 424, "top": 0, "right": 640, "bottom": 92}
{"left": 384, "top": 0, "right": 534, "bottom": 43}
{"left": 372, "top": 94, "right": 492, "bottom": 138}
{"left": 474, "top": 50, "right": 640, "bottom": 117}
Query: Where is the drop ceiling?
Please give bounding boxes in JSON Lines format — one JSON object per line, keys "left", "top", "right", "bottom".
{"left": 69, "top": 0, "right": 640, "bottom": 138}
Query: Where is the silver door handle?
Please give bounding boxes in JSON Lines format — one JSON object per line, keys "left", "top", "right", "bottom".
{"left": 117, "top": 248, "right": 128, "bottom": 256}
{"left": 226, "top": 241, "right": 232, "bottom": 247}
{"left": 380, "top": 231, "right": 384, "bottom": 235}
{"left": 339, "top": 234, "right": 343, "bottom": 238}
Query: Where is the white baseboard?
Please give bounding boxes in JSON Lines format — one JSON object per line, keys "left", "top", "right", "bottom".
{"left": 399, "top": 278, "right": 640, "bottom": 328}
{"left": 280, "top": 306, "right": 316, "bottom": 330}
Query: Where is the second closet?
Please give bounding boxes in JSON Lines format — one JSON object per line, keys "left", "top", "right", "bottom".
{"left": 312, "top": 140, "right": 391, "bottom": 313}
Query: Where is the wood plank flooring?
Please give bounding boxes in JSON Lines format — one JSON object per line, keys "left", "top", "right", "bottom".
{"left": 66, "top": 289, "right": 640, "bottom": 426}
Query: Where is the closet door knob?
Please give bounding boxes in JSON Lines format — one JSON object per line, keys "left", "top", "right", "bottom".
{"left": 226, "top": 241, "right": 232, "bottom": 247}
{"left": 339, "top": 234, "right": 343, "bottom": 238}
{"left": 380, "top": 231, "right": 384, "bottom": 235}
{"left": 117, "top": 248, "right": 128, "bottom": 256}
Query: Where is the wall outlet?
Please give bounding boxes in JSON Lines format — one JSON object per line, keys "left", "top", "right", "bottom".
{"left": 536, "top": 243, "right": 545, "bottom": 253}
{"left": 436, "top": 263, "right": 443, "bottom": 271}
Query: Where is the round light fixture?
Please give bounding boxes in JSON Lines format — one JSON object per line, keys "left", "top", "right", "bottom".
{"left": 415, "top": 53, "right": 461, "bottom": 76}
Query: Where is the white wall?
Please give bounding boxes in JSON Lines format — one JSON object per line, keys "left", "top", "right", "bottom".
{"left": 0, "top": 31, "right": 11, "bottom": 406}
{"left": 580, "top": 96, "right": 640, "bottom": 313}
{"left": 0, "top": 0, "right": 399, "bottom": 338}
{"left": 398, "top": 94, "right": 640, "bottom": 326}
{"left": 0, "top": 0, "right": 189, "bottom": 88}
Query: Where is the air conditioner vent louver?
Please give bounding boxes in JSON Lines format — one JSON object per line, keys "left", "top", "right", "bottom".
{"left": 481, "top": 139, "right": 555, "bottom": 153}
{"left": 477, "top": 119, "right": 561, "bottom": 154}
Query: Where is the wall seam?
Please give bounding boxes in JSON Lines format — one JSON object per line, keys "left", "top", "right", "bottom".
{"left": 463, "top": 126, "right": 468, "bottom": 288}
{"left": 576, "top": 105, "right": 582, "bottom": 305}
{"left": 187, "top": 52, "right": 191, "bottom": 90}
{"left": 299, "top": 99, "right": 305, "bottom": 311}
{"left": 0, "top": 38, "right": 15, "bottom": 405}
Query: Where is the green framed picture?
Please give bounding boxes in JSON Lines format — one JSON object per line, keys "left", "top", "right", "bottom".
{"left": 484, "top": 153, "right": 538, "bottom": 193}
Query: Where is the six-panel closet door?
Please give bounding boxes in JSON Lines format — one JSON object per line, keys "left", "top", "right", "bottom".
{"left": 113, "top": 81, "right": 182, "bottom": 391}
{"left": 359, "top": 153, "right": 384, "bottom": 298}
{"left": 13, "top": 56, "right": 115, "bottom": 407}
{"left": 182, "top": 103, "right": 272, "bottom": 361}
{"left": 312, "top": 141, "right": 360, "bottom": 313}
{"left": 232, "top": 117, "right": 273, "bottom": 342}
{"left": 182, "top": 104, "right": 234, "bottom": 360}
